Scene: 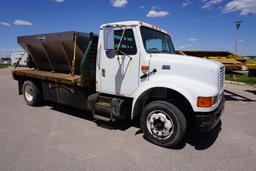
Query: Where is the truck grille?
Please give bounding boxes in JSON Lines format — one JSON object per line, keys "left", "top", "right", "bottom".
{"left": 219, "top": 66, "right": 225, "bottom": 90}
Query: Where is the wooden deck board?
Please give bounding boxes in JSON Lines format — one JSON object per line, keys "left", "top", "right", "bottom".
{"left": 12, "top": 69, "right": 81, "bottom": 85}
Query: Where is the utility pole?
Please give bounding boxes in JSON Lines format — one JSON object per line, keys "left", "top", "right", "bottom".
{"left": 235, "top": 20, "right": 242, "bottom": 54}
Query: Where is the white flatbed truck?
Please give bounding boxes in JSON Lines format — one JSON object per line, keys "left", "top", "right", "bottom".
{"left": 12, "top": 21, "right": 225, "bottom": 147}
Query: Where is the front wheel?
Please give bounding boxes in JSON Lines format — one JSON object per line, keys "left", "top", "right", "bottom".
{"left": 140, "top": 101, "right": 187, "bottom": 147}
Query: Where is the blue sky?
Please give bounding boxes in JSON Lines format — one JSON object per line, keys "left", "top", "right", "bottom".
{"left": 0, "top": 0, "right": 256, "bottom": 57}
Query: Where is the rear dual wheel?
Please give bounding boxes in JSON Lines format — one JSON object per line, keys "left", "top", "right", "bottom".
{"left": 140, "top": 101, "right": 187, "bottom": 147}
{"left": 23, "top": 80, "right": 42, "bottom": 106}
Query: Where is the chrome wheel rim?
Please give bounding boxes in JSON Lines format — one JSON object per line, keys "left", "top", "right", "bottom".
{"left": 24, "top": 85, "right": 33, "bottom": 102}
{"left": 146, "top": 110, "right": 174, "bottom": 139}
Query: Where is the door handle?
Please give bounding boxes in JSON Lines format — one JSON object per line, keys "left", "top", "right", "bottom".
{"left": 140, "top": 69, "right": 157, "bottom": 79}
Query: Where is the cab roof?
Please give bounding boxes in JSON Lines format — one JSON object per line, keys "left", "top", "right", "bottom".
{"left": 100, "top": 21, "right": 169, "bottom": 35}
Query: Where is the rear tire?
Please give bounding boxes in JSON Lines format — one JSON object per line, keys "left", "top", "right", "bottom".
{"left": 140, "top": 100, "right": 187, "bottom": 147}
{"left": 23, "top": 80, "right": 42, "bottom": 106}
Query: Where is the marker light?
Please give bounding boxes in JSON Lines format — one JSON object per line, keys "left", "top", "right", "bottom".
{"left": 197, "top": 97, "right": 213, "bottom": 108}
{"left": 141, "top": 65, "right": 149, "bottom": 74}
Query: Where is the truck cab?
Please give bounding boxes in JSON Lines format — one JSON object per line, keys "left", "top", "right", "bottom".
{"left": 96, "top": 21, "right": 225, "bottom": 146}
{"left": 12, "top": 21, "right": 225, "bottom": 147}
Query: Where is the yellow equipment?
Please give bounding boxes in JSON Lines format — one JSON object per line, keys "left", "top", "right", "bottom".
{"left": 176, "top": 50, "right": 256, "bottom": 76}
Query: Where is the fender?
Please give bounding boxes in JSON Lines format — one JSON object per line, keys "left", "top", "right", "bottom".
{"left": 131, "top": 74, "right": 219, "bottom": 119}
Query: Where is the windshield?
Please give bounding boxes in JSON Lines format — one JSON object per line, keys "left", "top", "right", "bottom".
{"left": 140, "top": 26, "right": 175, "bottom": 54}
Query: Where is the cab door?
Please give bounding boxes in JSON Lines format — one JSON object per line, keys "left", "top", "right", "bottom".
{"left": 99, "top": 27, "right": 140, "bottom": 96}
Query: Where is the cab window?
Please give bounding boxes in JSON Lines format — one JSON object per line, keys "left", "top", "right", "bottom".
{"left": 114, "top": 29, "right": 137, "bottom": 55}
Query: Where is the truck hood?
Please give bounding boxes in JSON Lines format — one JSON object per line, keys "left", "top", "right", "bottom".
{"left": 149, "top": 53, "right": 224, "bottom": 90}
{"left": 161, "top": 54, "right": 223, "bottom": 67}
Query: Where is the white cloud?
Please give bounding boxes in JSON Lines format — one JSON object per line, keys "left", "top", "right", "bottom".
{"left": 182, "top": 0, "right": 193, "bottom": 7}
{"left": 12, "top": 48, "right": 23, "bottom": 52}
{"left": 0, "top": 48, "right": 23, "bottom": 57}
{"left": 179, "top": 43, "right": 195, "bottom": 50}
{"left": 181, "top": 0, "right": 256, "bottom": 15}
{"left": 189, "top": 38, "right": 197, "bottom": 42}
{"left": 0, "top": 48, "right": 8, "bottom": 52}
{"left": 2, "top": 48, "right": 22, "bottom": 54}
{"left": 202, "top": 0, "right": 223, "bottom": 9}
{"left": 224, "top": 0, "right": 256, "bottom": 15}
{"left": 14, "top": 20, "right": 33, "bottom": 26}
{"left": 147, "top": 10, "right": 169, "bottom": 18}
{"left": 55, "top": 0, "right": 64, "bottom": 3}
{"left": 0, "top": 22, "right": 11, "bottom": 27}
{"left": 111, "top": 0, "right": 128, "bottom": 8}
{"left": 0, "top": 48, "right": 22, "bottom": 52}
{"left": 151, "top": 6, "right": 161, "bottom": 10}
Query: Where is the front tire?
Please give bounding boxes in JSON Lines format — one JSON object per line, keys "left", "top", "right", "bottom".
{"left": 140, "top": 101, "right": 187, "bottom": 147}
{"left": 23, "top": 80, "right": 42, "bottom": 106}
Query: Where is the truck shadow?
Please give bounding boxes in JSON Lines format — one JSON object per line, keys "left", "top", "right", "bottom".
{"left": 48, "top": 102, "right": 94, "bottom": 120}
{"left": 182, "top": 120, "right": 222, "bottom": 150}
{"left": 47, "top": 101, "right": 222, "bottom": 150}
{"left": 47, "top": 101, "right": 134, "bottom": 131}
{"left": 137, "top": 120, "right": 222, "bottom": 150}
{"left": 224, "top": 90, "right": 255, "bottom": 102}
{"left": 245, "top": 90, "right": 256, "bottom": 96}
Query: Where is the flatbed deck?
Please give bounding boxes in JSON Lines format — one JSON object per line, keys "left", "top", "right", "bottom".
{"left": 12, "top": 68, "right": 81, "bottom": 85}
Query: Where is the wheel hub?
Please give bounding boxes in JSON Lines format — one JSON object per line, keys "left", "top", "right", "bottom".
{"left": 25, "top": 85, "right": 33, "bottom": 102}
{"left": 153, "top": 119, "right": 165, "bottom": 131}
{"left": 147, "top": 110, "right": 173, "bottom": 139}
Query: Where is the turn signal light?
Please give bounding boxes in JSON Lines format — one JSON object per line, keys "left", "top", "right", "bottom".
{"left": 197, "top": 97, "right": 213, "bottom": 108}
{"left": 141, "top": 65, "right": 149, "bottom": 74}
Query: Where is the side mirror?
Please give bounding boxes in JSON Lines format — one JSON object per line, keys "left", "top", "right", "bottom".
{"left": 103, "top": 26, "right": 114, "bottom": 50}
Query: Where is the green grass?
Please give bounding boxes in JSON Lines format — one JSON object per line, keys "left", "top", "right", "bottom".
{"left": 226, "top": 71, "right": 256, "bottom": 85}
{"left": 0, "top": 64, "right": 11, "bottom": 69}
